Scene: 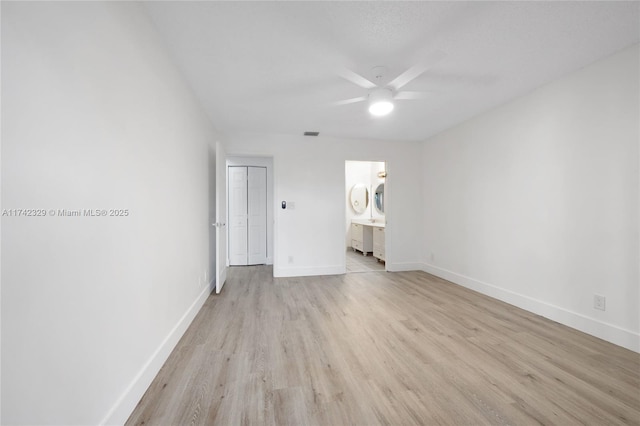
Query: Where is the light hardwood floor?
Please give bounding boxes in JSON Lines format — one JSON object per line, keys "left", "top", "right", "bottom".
{"left": 127, "top": 266, "right": 640, "bottom": 425}
{"left": 346, "top": 249, "right": 385, "bottom": 273}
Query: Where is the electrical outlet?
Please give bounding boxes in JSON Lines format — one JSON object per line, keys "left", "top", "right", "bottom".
{"left": 430, "top": 252, "right": 435, "bottom": 262}
{"left": 288, "top": 256, "right": 294, "bottom": 264}
{"left": 594, "top": 294, "right": 606, "bottom": 311}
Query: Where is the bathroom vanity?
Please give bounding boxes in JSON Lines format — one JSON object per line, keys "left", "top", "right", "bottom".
{"left": 372, "top": 225, "right": 385, "bottom": 262}
{"left": 351, "top": 219, "right": 385, "bottom": 261}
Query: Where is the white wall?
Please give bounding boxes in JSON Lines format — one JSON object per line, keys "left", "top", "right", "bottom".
{"left": 225, "top": 134, "right": 423, "bottom": 277}
{"left": 421, "top": 44, "right": 639, "bottom": 352}
{"left": 227, "top": 156, "right": 274, "bottom": 264}
{"left": 1, "top": 2, "right": 219, "bottom": 424}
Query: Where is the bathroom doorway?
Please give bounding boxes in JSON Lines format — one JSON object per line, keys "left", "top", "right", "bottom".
{"left": 345, "top": 160, "right": 387, "bottom": 273}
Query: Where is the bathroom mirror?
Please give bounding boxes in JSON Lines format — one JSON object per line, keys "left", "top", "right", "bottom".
{"left": 350, "top": 183, "right": 369, "bottom": 214}
{"left": 374, "top": 183, "right": 385, "bottom": 214}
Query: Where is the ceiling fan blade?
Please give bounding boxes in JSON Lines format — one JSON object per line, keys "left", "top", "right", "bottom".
{"left": 330, "top": 96, "right": 367, "bottom": 106}
{"left": 394, "top": 91, "right": 434, "bottom": 100}
{"left": 388, "top": 50, "right": 447, "bottom": 90}
{"left": 337, "top": 68, "right": 377, "bottom": 89}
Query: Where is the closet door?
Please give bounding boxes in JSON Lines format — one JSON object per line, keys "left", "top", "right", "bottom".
{"left": 247, "top": 167, "right": 267, "bottom": 265}
{"left": 228, "top": 166, "right": 248, "bottom": 265}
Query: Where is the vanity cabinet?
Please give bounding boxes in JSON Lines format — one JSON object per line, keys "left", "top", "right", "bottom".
{"left": 373, "top": 226, "right": 385, "bottom": 262}
{"left": 351, "top": 223, "right": 373, "bottom": 255}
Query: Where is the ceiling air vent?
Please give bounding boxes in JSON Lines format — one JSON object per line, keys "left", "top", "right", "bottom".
{"left": 304, "top": 131, "right": 319, "bottom": 136}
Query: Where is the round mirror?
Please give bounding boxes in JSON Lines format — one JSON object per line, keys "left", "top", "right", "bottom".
{"left": 374, "top": 183, "right": 385, "bottom": 214}
{"left": 350, "top": 183, "right": 369, "bottom": 214}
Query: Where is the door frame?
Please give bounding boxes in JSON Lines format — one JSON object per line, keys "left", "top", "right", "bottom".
{"left": 227, "top": 166, "right": 268, "bottom": 266}
{"left": 226, "top": 156, "right": 274, "bottom": 266}
{"left": 344, "top": 159, "right": 389, "bottom": 273}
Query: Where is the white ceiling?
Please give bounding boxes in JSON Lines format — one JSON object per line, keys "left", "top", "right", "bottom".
{"left": 145, "top": 1, "right": 639, "bottom": 142}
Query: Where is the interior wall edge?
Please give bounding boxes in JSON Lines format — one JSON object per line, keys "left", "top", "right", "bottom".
{"left": 100, "top": 285, "right": 212, "bottom": 425}
{"left": 420, "top": 263, "right": 640, "bottom": 353}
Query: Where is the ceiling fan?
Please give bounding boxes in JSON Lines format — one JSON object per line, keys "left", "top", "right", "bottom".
{"left": 333, "top": 50, "right": 447, "bottom": 116}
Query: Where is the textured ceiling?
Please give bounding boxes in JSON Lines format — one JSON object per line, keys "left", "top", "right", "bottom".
{"left": 145, "top": 1, "right": 639, "bottom": 142}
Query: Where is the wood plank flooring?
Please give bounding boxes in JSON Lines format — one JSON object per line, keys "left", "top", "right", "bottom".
{"left": 127, "top": 266, "right": 640, "bottom": 425}
{"left": 346, "top": 249, "right": 385, "bottom": 273}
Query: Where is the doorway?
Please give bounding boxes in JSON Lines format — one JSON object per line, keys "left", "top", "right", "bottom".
{"left": 345, "top": 160, "right": 387, "bottom": 273}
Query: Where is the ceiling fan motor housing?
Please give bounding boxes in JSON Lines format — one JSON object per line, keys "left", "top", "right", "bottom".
{"left": 368, "top": 88, "right": 395, "bottom": 116}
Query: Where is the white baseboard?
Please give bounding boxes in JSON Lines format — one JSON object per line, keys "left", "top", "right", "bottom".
{"left": 420, "top": 262, "right": 639, "bottom": 353}
{"left": 99, "top": 284, "right": 212, "bottom": 425}
{"left": 274, "top": 264, "right": 345, "bottom": 277}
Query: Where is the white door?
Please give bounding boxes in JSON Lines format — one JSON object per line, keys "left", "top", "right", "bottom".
{"left": 215, "top": 141, "right": 228, "bottom": 294}
{"left": 248, "top": 167, "right": 267, "bottom": 265}
{"left": 228, "top": 166, "right": 248, "bottom": 265}
{"left": 228, "top": 166, "right": 267, "bottom": 266}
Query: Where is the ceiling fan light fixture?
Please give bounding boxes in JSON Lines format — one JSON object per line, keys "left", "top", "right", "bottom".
{"left": 368, "top": 88, "right": 394, "bottom": 116}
